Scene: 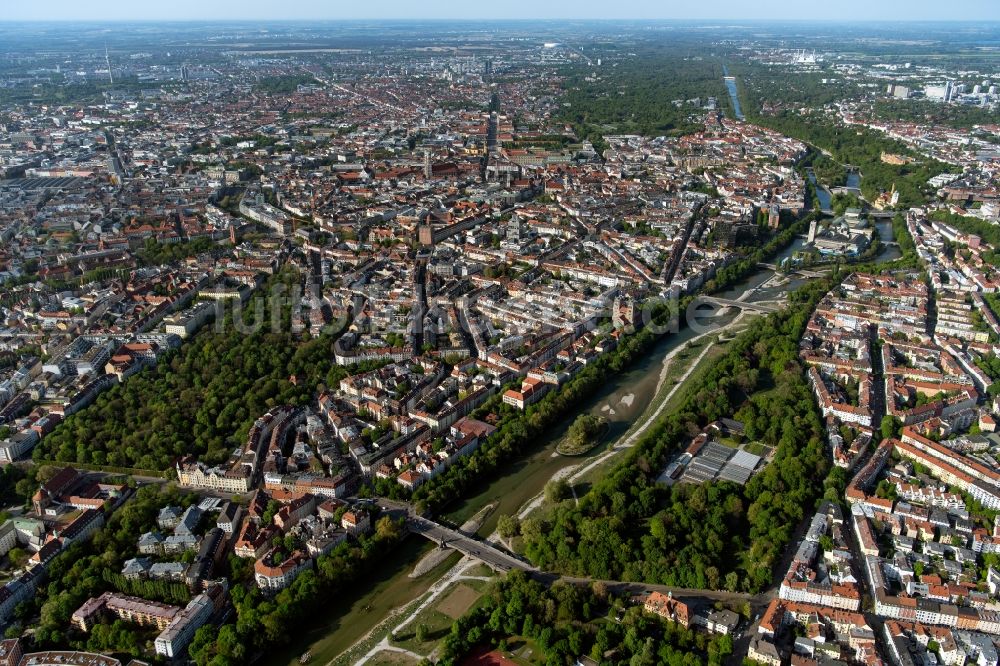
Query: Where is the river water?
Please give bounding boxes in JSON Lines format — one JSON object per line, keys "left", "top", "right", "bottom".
{"left": 265, "top": 265, "right": 785, "bottom": 666}
{"left": 806, "top": 169, "right": 832, "bottom": 211}
{"left": 807, "top": 167, "right": 864, "bottom": 212}
{"left": 267, "top": 231, "right": 902, "bottom": 666}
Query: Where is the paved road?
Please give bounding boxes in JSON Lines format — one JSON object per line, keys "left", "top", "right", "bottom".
{"left": 699, "top": 296, "right": 780, "bottom": 314}
{"left": 548, "top": 575, "right": 762, "bottom": 605}
{"left": 405, "top": 514, "right": 535, "bottom": 573}
{"left": 410, "top": 258, "right": 428, "bottom": 352}
{"left": 756, "top": 262, "right": 830, "bottom": 279}
{"left": 664, "top": 209, "right": 698, "bottom": 284}
{"left": 868, "top": 323, "right": 887, "bottom": 426}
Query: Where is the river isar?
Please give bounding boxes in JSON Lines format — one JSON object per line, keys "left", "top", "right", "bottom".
{"left": 271, "top": 237, "right": 909, "bottom": 665}
{"left": 804, "top": 169, "right": 903, "bottom": 263}
{"left": 269, "top": 263, "right": 791, "bottom": 666}
{"left": 806, "top": 168, "right": 833, "bottom": 211}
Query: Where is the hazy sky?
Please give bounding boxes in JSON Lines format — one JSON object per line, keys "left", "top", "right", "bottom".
{"left": 4, "top": 0, "right": 1000, "bottom": 21}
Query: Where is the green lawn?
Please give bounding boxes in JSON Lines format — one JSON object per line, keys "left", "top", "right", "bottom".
{"left": 390, "top": 580, "right": 490, "bottom": 655}
{"left": 368, "top": 652, "right": 420, "bottom": 666}
{"left": 505, "top": 636, "right": 545, "bottom": 665}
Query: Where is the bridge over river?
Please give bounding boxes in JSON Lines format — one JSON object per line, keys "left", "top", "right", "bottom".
{"left": 756, "top": 263, "right": 830, "bottom": 279}
{"left": 406, "top": 513, "right": 535, "bottom": 573}
{"left": 379, "top": 499, "right": 763, "bottom": 606}
{"left": 696, "top": 296, "right": 781, "bottom": 314}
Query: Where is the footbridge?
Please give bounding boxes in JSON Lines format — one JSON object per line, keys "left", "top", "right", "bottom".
{"left": 376, "top": 499, "right": 766, "bottom": 609}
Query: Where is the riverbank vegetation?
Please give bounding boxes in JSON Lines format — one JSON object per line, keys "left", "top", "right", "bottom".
{"left": 801, "top": 151, "right": 848, "bottom": 188}
{"left": 752, "top": 111, "right": 954, "bottom": 208}
{"left": 517, "top": 277, "right": 841, "bottom": 594}
{"left": 411, "top": 219, "right": 811, "bottom": 516}
{"left": 557, "top": 414, "right": 608, "bottom": 456}
{"left": 436, "top": 571, "right": 733, "bottom": 666}
{"left": 729, "top": 63, "right": 957, "bottom": 208}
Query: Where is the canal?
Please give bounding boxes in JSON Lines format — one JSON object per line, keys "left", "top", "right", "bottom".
{"left": 722, "top": 65, "right": 744, "bottom": 121}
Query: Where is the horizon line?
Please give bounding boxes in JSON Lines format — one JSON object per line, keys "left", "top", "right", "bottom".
{"left": 1, "top": 17, "right": 998, "bottom": 23}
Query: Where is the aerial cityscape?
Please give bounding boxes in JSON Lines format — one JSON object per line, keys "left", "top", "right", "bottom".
{"left": 1, "top": 4, "right": 1000, "bottom": 666}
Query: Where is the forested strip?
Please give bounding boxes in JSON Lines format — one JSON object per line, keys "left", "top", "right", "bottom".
{"left": 516, "top": 277, "right": 843, "bottom": 593}
{"left": 411, "top": 219, "right": 811, "bottom": 515}
{"left": 35, "top": 268, "right": 372, "bottom": 470}
{"left": 436, "top": 572, "right": 733, "bottom": 666}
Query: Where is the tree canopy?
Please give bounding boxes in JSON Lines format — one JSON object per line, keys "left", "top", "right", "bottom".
{"left": 36, "top": 269, "right": 362, "bottom": 470}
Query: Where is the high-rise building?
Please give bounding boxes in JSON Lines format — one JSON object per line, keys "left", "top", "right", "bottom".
{"left": 889, "top": 84, "right": 910, "bottom": 99}
{"left": 924, "top": 81, "right": 955, "bottom": 102}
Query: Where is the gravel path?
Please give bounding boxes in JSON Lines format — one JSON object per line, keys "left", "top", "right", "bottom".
{"left": 350, "top": 557, "right": 483, "bottom": 666}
